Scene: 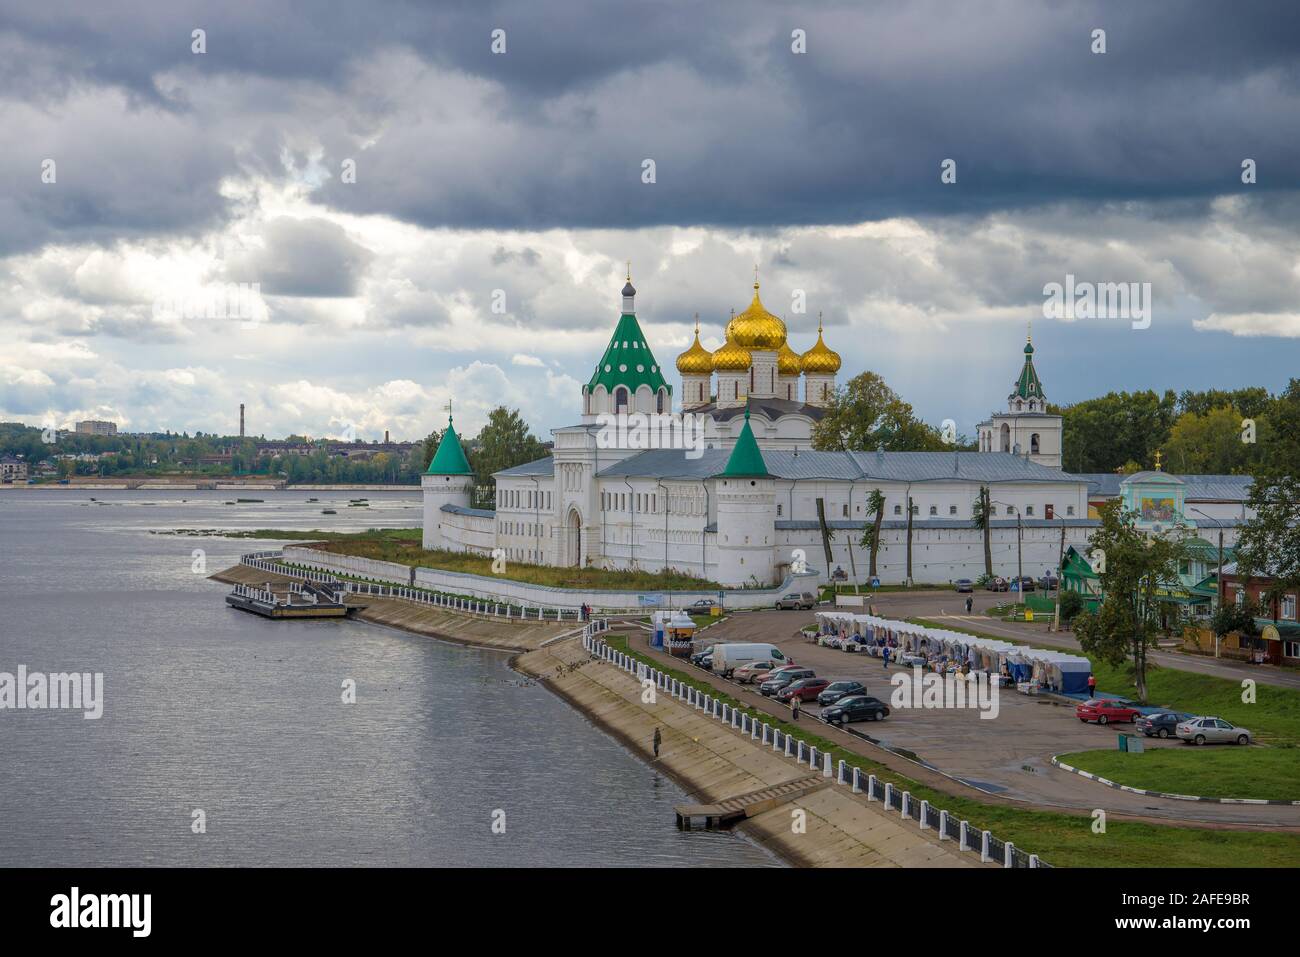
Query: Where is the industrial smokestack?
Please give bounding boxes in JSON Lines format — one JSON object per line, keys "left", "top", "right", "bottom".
{"left": 239, "top": 403, "right": 245, "bottom": 438}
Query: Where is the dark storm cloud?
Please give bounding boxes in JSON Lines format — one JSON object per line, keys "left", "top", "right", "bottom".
{"left": 1, "top": 0, "right": 1298, "bottom": 250}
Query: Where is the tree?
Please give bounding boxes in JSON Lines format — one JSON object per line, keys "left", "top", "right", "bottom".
{"left": 1072, "top": 501, "right": 1187, "bottom": 702}
{"left": 1210, "top": 599, "right": 1260, "bottom": 642}
{"left": 971, "top": 485, "right": 993, "bottom": 579}
{"left": 1162, "top": 405, "right": 1264, "bottom": 475}
{"left": 1054, "top": 389, "right": 1178, "bottom": 473}
{"left": 470, "top": 407, "right": 547, "bottom": 486}
{"left": 1234, "top": 474, "right": 1300, "bottom": 621}
{"left": 413, "top": 429, "right": 443, "bottom": 475}
{"left": 860, "top": 488, "right": 886, "bottom": 579}
{"left": 812, "top": 371, "right": 947, "bottom": 452}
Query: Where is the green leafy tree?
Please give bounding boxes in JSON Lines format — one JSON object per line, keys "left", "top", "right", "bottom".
{"left": 971, "top": 485, "right": 993, "bottom": 579}
{"left": 1210, "top": 598, "right": 1260, "bottom": 642}
{"left": 1234, "top": 474, "right": 1300, "bottom": 622}
{"left": 859, "top": 488, "right": 886, "bottom": 578}
{"left": 469, "top": 407, "right": 547, "bottom": 486}
{"left": 1162, "top": 405, "right": 1265, "bottom": 475}
{"left": 1072, "top": 500, "right": 1187, "bottom": 701}
{"left": 812, "top": 372, "right": 947, "bottom": 452}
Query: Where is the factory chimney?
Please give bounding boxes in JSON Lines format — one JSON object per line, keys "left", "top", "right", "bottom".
{"left": 239, "top": 403, "right": 245, "bottom": 438}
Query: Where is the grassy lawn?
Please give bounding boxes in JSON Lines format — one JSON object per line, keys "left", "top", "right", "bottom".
{"left": 909, "top": 617, "right": 1300, "bottom": 747}
{"left": 602, "top": 633, "right": 1300, "bottom": 867}
{"left": 267, "top": 528, "right": 726, "bottom": 591}
{"left": 1057, "top": 748, "right": 1300, "bottom": 802}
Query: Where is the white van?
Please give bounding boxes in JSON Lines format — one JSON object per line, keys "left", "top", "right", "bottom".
{"left": 711, "top": 643, "right": 790, "bottom": 678}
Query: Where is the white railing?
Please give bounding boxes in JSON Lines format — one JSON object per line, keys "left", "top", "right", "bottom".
{"left": 240, "top": 552, "right": 583, "bottom": 624}
{"left": 579, "top": 633, "right": 1049, "bottom": 869}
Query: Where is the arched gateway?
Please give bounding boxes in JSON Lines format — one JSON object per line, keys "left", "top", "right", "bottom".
{"left": 566, "top": 508, "right": 582, "bottom": 567}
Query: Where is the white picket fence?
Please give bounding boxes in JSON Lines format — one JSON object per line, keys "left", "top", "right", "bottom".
{"left": 580, "top": 633, "right": 1048, "bottom": 869}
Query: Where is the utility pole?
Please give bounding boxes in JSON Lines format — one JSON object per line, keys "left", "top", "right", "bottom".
{"left": 1016, "top": 508, "right": 1023, "bottom": 601}
{"left": 1053, "top": 518, "right": 1066, "bottom": 632}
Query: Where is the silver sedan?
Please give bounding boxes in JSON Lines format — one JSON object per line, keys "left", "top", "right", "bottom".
{"left": 1176, "top": 716, "right": 1252, "bottom": 746}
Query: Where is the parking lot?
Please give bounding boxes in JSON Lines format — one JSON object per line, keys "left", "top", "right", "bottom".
{"left": 635, "top": 604, "right": 1300, "bottom": 826}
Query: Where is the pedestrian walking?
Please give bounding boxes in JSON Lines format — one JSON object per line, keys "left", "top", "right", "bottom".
{"left": 791, "top": 695, "right": 801, "bottom": 722}
{"left": 1087, "top": 673, "right": 1097, "bottom": 698}
{"left": 965, "top": 595, "right": 973, "bottom": 614}
{"left": 653, "top": 726, "right": 662, "bottom": 758}
{"left": 882, "top": 646, "right": 891, "bottom": 670}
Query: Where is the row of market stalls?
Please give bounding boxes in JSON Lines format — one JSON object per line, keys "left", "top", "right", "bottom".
{"left": 815, "top": 611, "right": 1093, "bottom": 694}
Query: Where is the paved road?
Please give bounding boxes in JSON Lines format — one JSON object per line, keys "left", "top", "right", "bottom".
{"left": 856, "top": 589, "right": 1300, "bottom": 692}
{"left": 674, "top": 605, "right": 1300, "bottom": 827}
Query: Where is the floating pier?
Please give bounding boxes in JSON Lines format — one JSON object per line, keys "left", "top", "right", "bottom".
{"left": 225, "top": 580, "right": 352, "bottom": 619}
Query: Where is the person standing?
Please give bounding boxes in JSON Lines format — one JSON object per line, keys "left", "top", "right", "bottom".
{"left": 791, "top": 694, "right": 801, "bottom": 722}
{"left": 882, "top": 646, "right": 891, "bottom": 670}
{"left": 1087, "top": 674, "right": 1097, "bottom": 698}
{"left": 653, "top": 726, "right": 662, "bottom": 758}
{"left": 965, "top": 595, "right": 973, "bottom": 614}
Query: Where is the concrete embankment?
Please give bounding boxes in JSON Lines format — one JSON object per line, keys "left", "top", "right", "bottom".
{"left": 210, "top": 563, "right": 570, "bottom": 652}
{"left": 516, "top": 636, "right": 981, "bottom": 868}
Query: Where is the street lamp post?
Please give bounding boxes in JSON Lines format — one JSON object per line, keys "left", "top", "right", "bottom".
{"left": 1188, "top": 505, "right": 1224, "bottom": 658}
{"left": 992, "top": 500, "right": 1023, "bottom": 601}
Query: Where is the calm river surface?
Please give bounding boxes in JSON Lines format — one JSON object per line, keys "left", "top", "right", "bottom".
{"left": 0, "top": 489, "right": 780, "bottom": 867}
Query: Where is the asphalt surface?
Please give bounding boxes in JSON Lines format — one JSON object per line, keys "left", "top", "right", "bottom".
{"left": 659, "top": 596, "right": 1300, "bottom": 827}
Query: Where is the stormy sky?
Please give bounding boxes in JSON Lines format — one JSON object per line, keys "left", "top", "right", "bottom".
{"left": 2, "top": 0, "right": 1299, "bottom": 442}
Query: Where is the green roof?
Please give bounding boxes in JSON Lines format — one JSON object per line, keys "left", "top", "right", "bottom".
{"left": 586, "top": 312, "right": 670, "bottom": 396}
{"left": 1014, "top": 340, "right": 1044, "bottom": 400}
{"left": 719, "top": 409, "right": 770, "bottom": 478}
{"left": 426, "top": 418, "right": 473, "bottom": 475}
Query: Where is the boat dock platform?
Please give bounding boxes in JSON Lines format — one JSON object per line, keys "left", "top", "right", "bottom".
{"left": 225, "top": 580, "right": 353, "bottom": 619}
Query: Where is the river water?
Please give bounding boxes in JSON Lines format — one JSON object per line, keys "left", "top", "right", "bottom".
{"left": 0, "top": 489, "right": 779, "bottom": 867}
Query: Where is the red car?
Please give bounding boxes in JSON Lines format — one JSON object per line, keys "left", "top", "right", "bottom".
{"left": 1076, "top": 698, "right": 1141, "bottom": 725}
{"left": 776, "top": 677, "right": 830, "bottom": 703}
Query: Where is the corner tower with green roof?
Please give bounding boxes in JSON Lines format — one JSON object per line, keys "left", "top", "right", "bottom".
{"left": 582, "top": 271, "right": 671, "bottom": 419}
{"left": 421, "top": 414, "right": 475, "bottom": 550}
{"left": 714, "top": 409, "right": 778, "bottom": 586}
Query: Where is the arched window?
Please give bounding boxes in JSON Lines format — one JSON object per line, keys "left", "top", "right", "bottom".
{"left": 1030, "top": 432, "right": 1041, "bottom": 454}
{"left": 615, "top": 387, "right": 629, "bottom": 412}
{"left": 893, "top": 505, "right": 902, "bottom": 515}
{"left": 1000, "top": 423, "right": 1011, "bottom": 452}
{"left": 929, "top": 505, "right": 938, "bottom": 516}
{"left": 657, "top": 389, "right": 666, "bottom": 413}
{"left": 749, "top": 368, "right": 754, "bottom": 392}
{"left": 699, "top": 382, "right": 705, "bottom": 402}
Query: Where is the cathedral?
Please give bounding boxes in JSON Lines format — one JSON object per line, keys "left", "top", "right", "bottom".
{"left": 421, "top": 273, "right": 1247, "bottom": 587}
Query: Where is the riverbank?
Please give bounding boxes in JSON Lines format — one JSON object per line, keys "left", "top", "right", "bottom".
{"left": 514, "top": 636, "right": 981, "bottom": 868}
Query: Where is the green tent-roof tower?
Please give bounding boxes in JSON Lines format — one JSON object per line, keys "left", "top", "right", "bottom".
{"left": 426, "top": 415, "right": 473, "bottom": 475}
{"left": 719, "top": 409, "right": 770, "bottom": 478}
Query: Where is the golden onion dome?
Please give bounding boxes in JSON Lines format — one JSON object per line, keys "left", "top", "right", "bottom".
{"left": 776, "top": 340, "right": 802, "bottom": 376}
{"left": 800, "top": 314, "right": 841, "bottom": 374}
{"left": 675, "top": 317, "right": 714, "bottom": 375}
{"left": 712, "top": 310, "right": 752, "bottom": 371}
{"left": 726, "top": 282, "right": 787, "bottom": 350}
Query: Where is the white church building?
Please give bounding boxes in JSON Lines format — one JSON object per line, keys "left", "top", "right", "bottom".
{"left": 422, "top": 274, "right": 1251, "bottom": 587}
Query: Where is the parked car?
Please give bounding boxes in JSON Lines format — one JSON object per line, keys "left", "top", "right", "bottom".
{"left": 986, "top": 577, "right": 1009, "bottom": 592}
{"left": 689, "top": 646, "right": 715, "bottom": 667}
{"left": 1135, "top": 711, "right": 1192, "bottom": 738}
{"left": 1076, "top": 698, "right": 1142, "bottom": 725}
{"left": 821, "top": 695, "right": 890, "bottom": 724}
{"left": 1177, "top": 716, "right": 1252, "bottom": 746}
{"left": 1013, "top": 576, "right": 1036, "bottom": 592}
{"left": 775, "top": 677, "right": 831, "bottom": 703}
{"left": 759, "top": 668, "right": 815, "bottom": 696}
{"left": 687, "top": 599, "right": 718, "bottom": 612}
{"left": 1038, "top": 574, "right": 1060, "bottom": 591}
{"left": 775, "top": 592, "right": 817, "bottom": 610}
{"left": 733, "top": 659, "right": 780, "bottom": 684}
{"left": 817, "top": 680, "right": 868, "bottom": 705}
{"left": 954, "top": 579, "right": 974, "bottom": 593}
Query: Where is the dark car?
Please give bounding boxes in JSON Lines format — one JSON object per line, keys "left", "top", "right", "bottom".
{"left": 821, "top": 695, "right": 890, "bottom": 724}
{"left": 1013, "top": 576, "right": 1036, "bottom": 592}
{"left": 986, "top": 577, "right": 1009, "bottom": 592}
{"left": 775, "top": 592, "right": 816, "bottom": 610}
{"left": 954, "top": 579, "right": 974, "bottom": 593}
{"left": 1136, "top": 711, "right": 1192, "bottom": 739}
{"left": 776, "top": 677, "right": 831, "bottom": 703}
{"left": 689, "top": 645, "right": 714, "bottom": 667}
{"left": 817, "top": 680, "right": 868, "bottom": 706}
{"left": 1038, "top": 574, "right": 1060, "bottom": 591}
{"left": 759, "top": 668, "right": 815, "bottom": 696}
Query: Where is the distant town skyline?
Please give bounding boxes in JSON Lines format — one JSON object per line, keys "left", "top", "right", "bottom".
{"left": 2, "top": 1, "right": 1298, "bottom": 442}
